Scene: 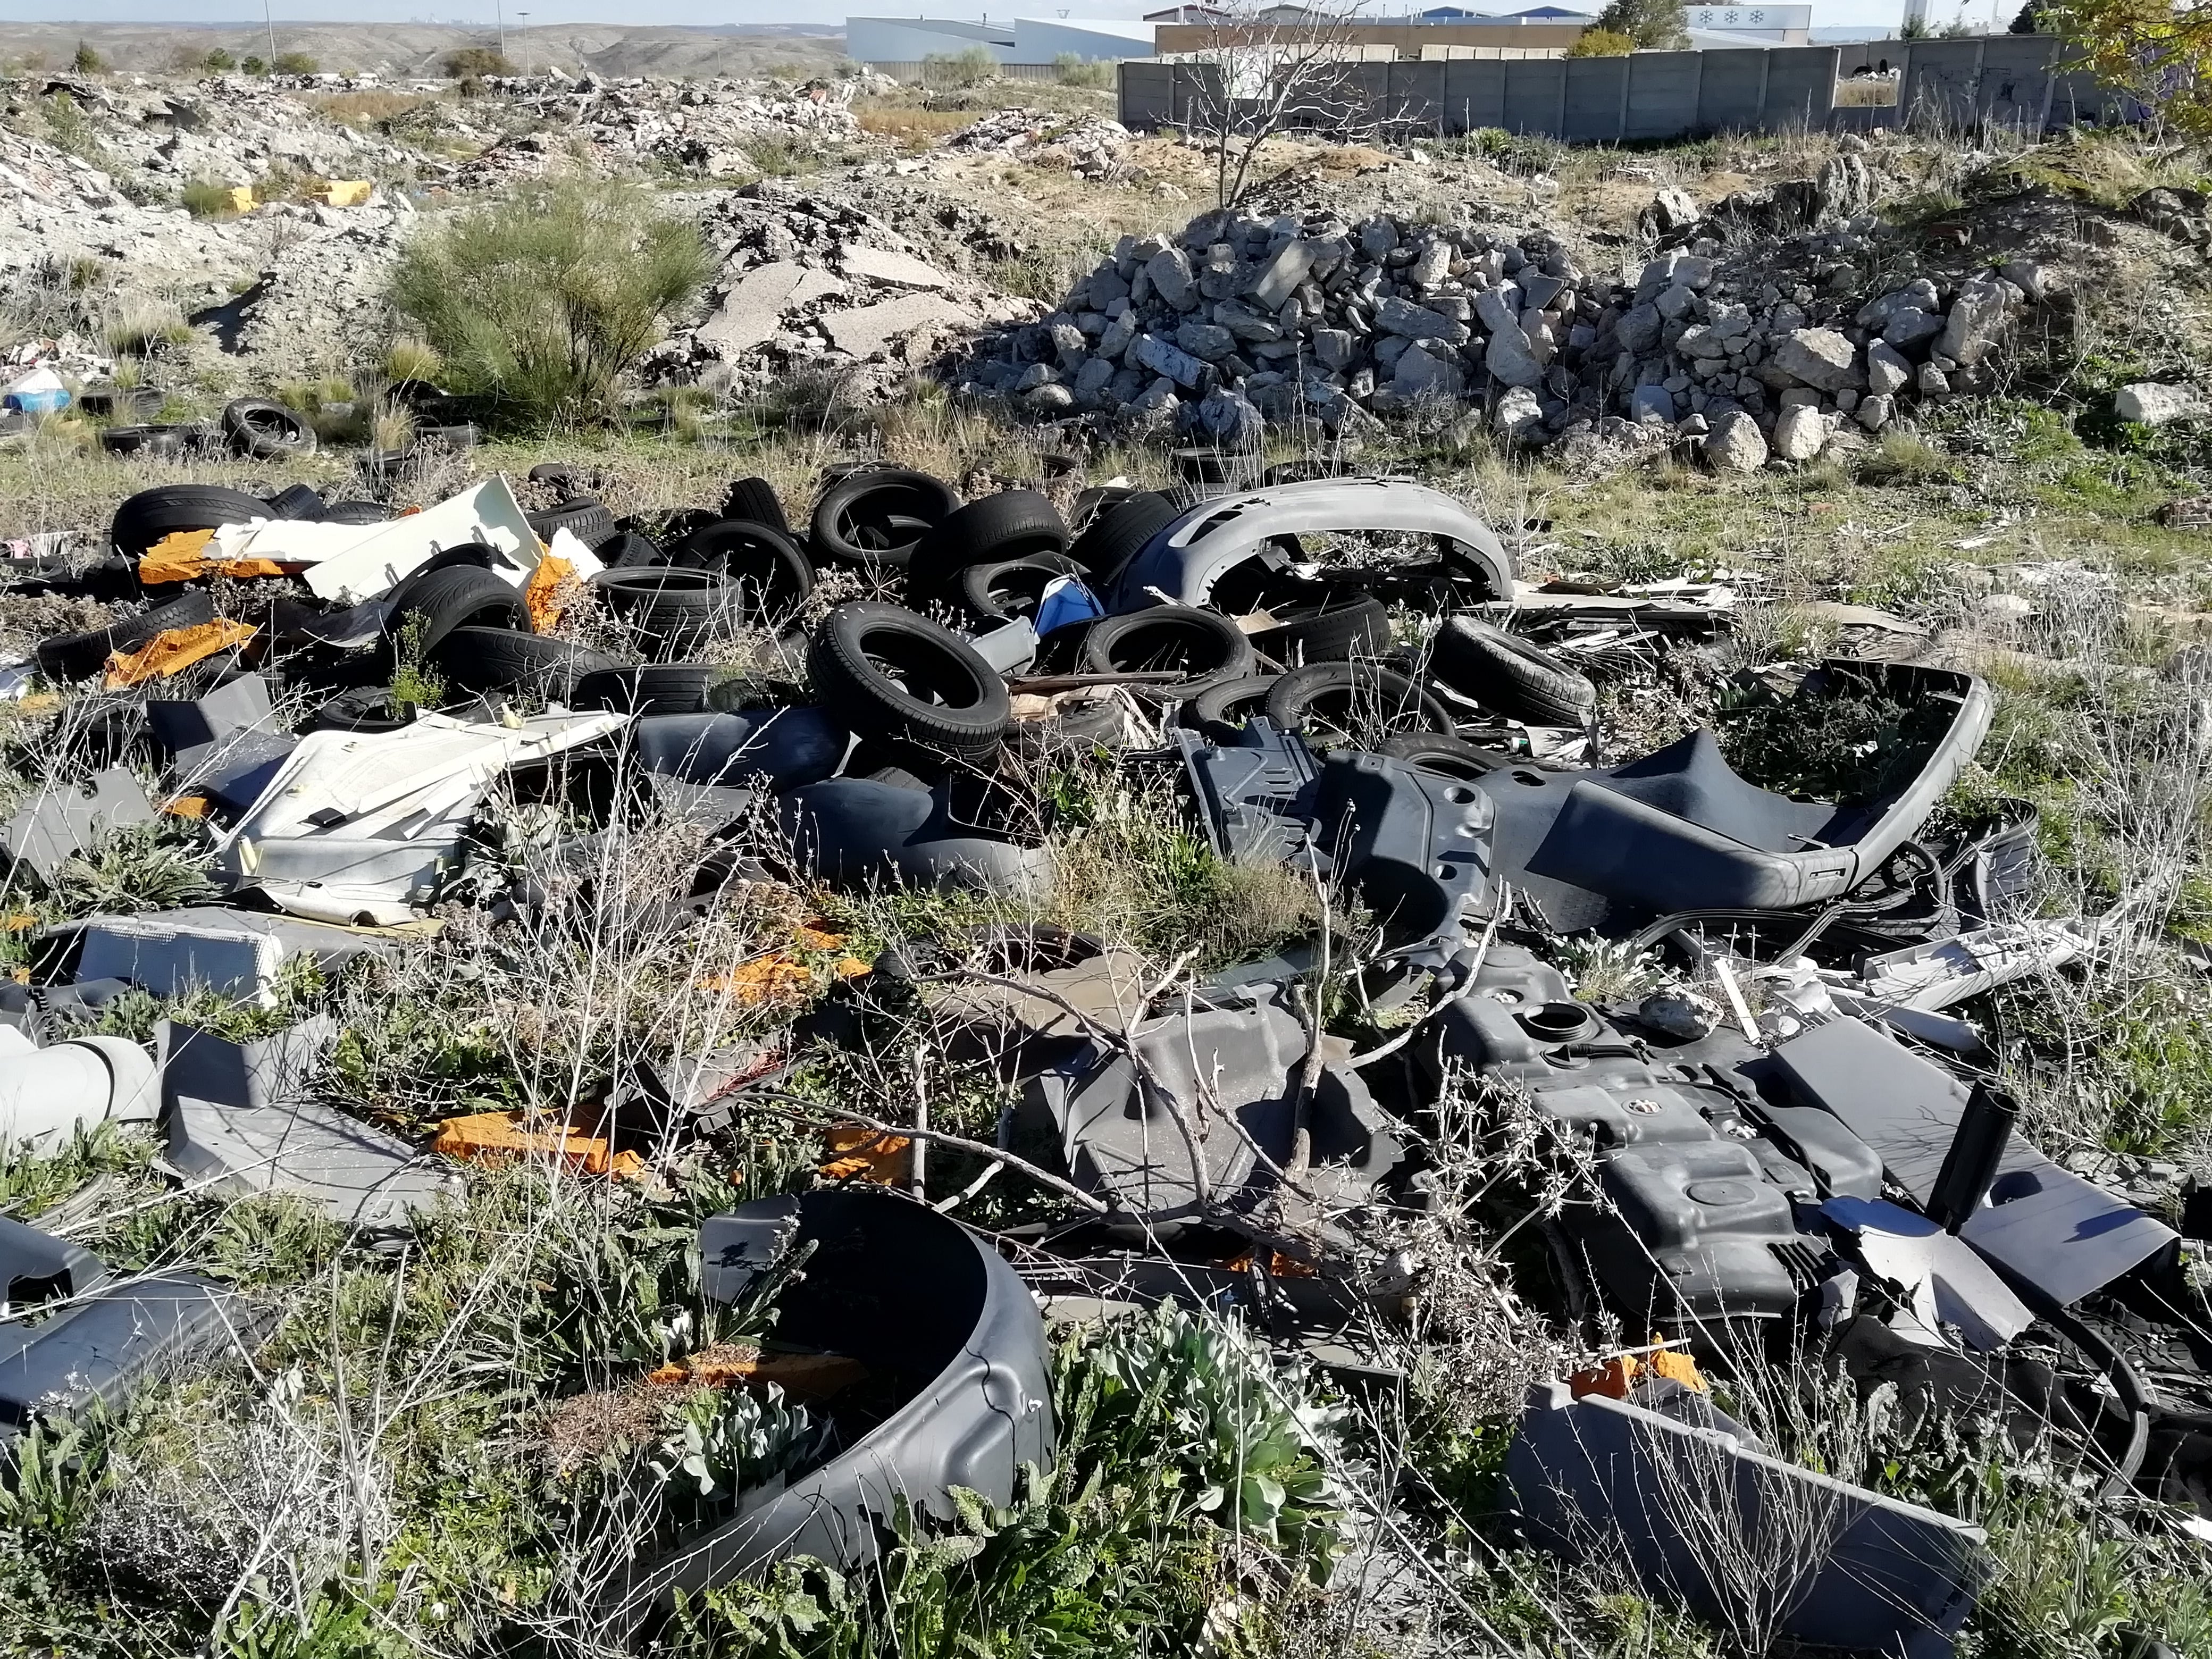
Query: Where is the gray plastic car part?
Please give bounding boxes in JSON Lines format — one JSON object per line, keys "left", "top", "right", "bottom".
{"left": 1029, "top": 977, "right": 1402, "bottom": 1239}
{"left": 1507, "top": 1379, "right": 1990, "bottom": 1659}
{"left": 1108, "top": 479, "right": 1514, "bottom": 613}
{"left": 617, "top": 1189, "right": 1054, "bottom": 1616}
{"left": 149, "top": 674, "right": 298, "bottom": 814}
{"left": 68, "top": 906, "right": 385, "bottom": 1007}
{"left": 1769, "top": 1017, "right": 2179, "bottom": 1306}
{"left": 0, "top": 1268, "right": 247, "bottom": 1445}
{"left": 1473, "top": 663, "right": 1992, "bottom": 932}
{"left": 3, "top": 768, "right": 155, "bottom": 885}
{"left": 0, "top": 1213, "right": 106, "bottom": 1316}
{"left": 0, "top": 1028, "right": 160, "bottom": 1147}
{"left": 161, "top": 1019, "right": 457, "bottom": 1234}
{"left": 779, "top": 777, "right": 1054, "bottom": 900}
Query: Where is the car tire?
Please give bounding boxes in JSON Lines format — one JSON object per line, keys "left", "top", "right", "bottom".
{"left": 957, "top": 553, "right": 1083, "bottom": 624}
{"left": 591, "top": 568, "right": 741, "bottom": 650}
{"left": 1247, "top": 593, "right": 1392, "bottom": 666}
{"left": 393, "top": 564, "right": 530, "bottom": 656}
{"left": 572, "top": 664, "right": 720, "bottom": 717}
{"left": 904, "top": 490, "right": 1069, "bottom": 601}
{"left": 1180, "top": 673, "right": 1280, "bottom": 742}
{"left": 809, "top": 601, "right": 1010, "bottom": 759}
{"left": 1079, "top": 605, "right": 1254, "bottom": 696}
{"left": 1263, "top": 661, "right": 1454, "bottom": 742}
{"left": 1068, "top": 490, "right": 1177, "bottom": 588}
{"left": 110, "top": 484, "right": 270, "bottom": 557}
{"left": 722, "top": 476, "right": 789, "bottom": 536}
{"left": 221, "top": 397, "right": 315, "bottom": 459}
{"left": 605, "top": 529, "right": 667, "bottom": 569}
{"left": 672, "top": 520, "right": 814, "bottom": 621}
{"left": 808, "top": 468, "right": 960, "bottom": 569}
{"left": 529, "top": 498, "right": 618, "bottom": 551}
{"left": 264, "top": 483, "right": 326, "bottom": 521}
{"left": 312, "top": 687, "right": 415, "bottom": 732}
{"left": 36, "top": 590, "right": 217, "bottom": 682}
{"left": 1430, "top": 616, "right": 1596, "bottom": 726}
{"left": 432, "top": 626, "right": 621, "bottom": 698}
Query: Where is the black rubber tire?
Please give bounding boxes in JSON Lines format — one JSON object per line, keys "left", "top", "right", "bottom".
{"left": 572, "top": 664, "right": 719, "bottom": 717}
{"left": 1171, "top": 446, "right": 1263, "bottom": 490}
{"left": 420, "top": 422, "right": 481, "bottom": 449}
{"left": 808, "top": 468, "right": 961, "bottom": 570}
{"left": 1430, "top": 616, "right": 1597, "bottom": 726}
{"left": 312, "top": 687, "right": 415, "bottom": 732}
{"left": 1247, "top": 593, "right": 1392, "bottom": 666}
{"left": 809, "top": 601, "right": 1010, "bottom": 759}
{"left": 527, "top": 462, "right": 579, "bottom": 487}
{"left": 221, "top": 397, "right": 315, "bottom": 459}
{"left": 1264, "top": 662, "right": 1454, "bottom": 742}
{"left": 393, "top": 564, "right": 530, "bottom": 657}
{"left": 605, "top": 530, "right": 666, "bottom": 569}
{"left": 383, "top": 544, "right": 498, "bottom": 618}
{"left": 36, "top": 590, "right": 216, "bottom": 682}
{"left": 904, "top": 490, "right": 1070, "bottom": 601}
{"left": 321, "top": 500, "right": 391, "bottom": 525}
{"left": 1067, "top": 490, "right": 1178, "bottom": 589}
{"left": 1378, "top": 730, "right": 1513, "bottom": 780}
{"left": 723, "top": 476, "right": 789, "bottom": 536}
{"left": 591, "top": 568, "right": 741, "bottom": 648}
{"left": 433, "top": 626, "right": 621, "bottom": 698}
{"left": 958, "top": 553, "right": 1083, "bottom": 624}
{"left": 1069, "top": 484, "right": 1135, "bottom": 533}
{"left": 529, "top": 498, "right": 618, "bottom": 551}
{"left": 672, "top": 520, "right": 814, "bottom": 620}
{"left": 110, "top": 483, "right": 270, "bottom": 557}
{"left": 1180, "top": 673, "right": 1280, "bottom": 742}
{"left": 99, "top": 425, "right": 159, "bottom": 455}
{"left": 1079, "top": 605, "right": 1254, "bottom": 696}
{"left": 264, "top": 483, "right": 326, "bottom": 521}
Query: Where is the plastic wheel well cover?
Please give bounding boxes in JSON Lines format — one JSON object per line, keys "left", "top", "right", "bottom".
{"left": 1107, "top": 479, "right": 1513, "bottom": 613}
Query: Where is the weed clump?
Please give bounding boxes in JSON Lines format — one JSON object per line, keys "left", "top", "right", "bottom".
{"left": 389, "top": 182, "right": 712, "bottom": 430}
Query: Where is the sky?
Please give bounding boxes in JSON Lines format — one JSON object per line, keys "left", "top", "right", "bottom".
{"left": 10, "top": 0, "right": 1927, "bottom": 37}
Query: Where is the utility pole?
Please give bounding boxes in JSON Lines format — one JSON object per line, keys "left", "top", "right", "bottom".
{"left": 262, "top": 0, "right": 277, "bottom": 65}
{"left": 496, "top": 0, "right": 507, "bottom": 63}
{"left": 516, "top": 11, "right": 530, "bottom": 72}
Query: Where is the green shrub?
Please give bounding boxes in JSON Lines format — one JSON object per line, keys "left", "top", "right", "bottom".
{"left": 1053, "top": 51, "right": 1114, "bottom": 88}
{"left": 240, "top": 54, "right": 266, "bottom": 74}
{"left": 389, "top": 182, "right": 711, "bottom": 429}
{"left": 443, "top": 44, "right": 516, "bottom": 77}
{"left": 272, "top": 50, "right": 319, "bottom": 74}
{"left": 71, "top": 40, "right": 104, "bottom": 74}
{"left": 179, "top": 177, "right": 239, "bottom": 217}
{"left": 1566, "top": 26, "right": 1637, "bottom": 54}
{"left": 923, "top": 44, "right": 1000, "bottom": 88}
{"left": 200, "top": 47, "right": 234, "bottom": 71}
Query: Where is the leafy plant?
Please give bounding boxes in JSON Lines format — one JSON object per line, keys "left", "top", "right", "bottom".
{"left": 389, "top": 182, "right": 711, "bottom": 429}
{"left": 52, "top": 822, "right": 216, "bottom": 916}
{"left": 442, "top": 45, "right": 516, "bottom": 78}
{"left": 273, "top": 51, "right": 319, "bottom": 75}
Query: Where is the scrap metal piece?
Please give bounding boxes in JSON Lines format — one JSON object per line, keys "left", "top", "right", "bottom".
{"left": 161, "top": 1019, "right": 457, "bottom": 1234}
{"left": 3, "top": 768, "right": 155, "bottom": 885}
{"left": 1507, "top": 1379, "right": 1991, "bottom": 1659}
{"left": 1770, "top": 1017, "right": 2179, "bottom": 1306}
{"left": 1842, "top": 920, "right": 2087, "bottom": 1012}
{"left": 1032, "top": 977, "right": 1403, "bottom": 1238}
{"left": 1109, "top": 479, "right": 1514, "bottom": 613}
{"left": 0, "top": 1213, "right": 107, "bottom": 1315}
{"left": 619, "top": 1190, "right": 1054, "bottom": 1613}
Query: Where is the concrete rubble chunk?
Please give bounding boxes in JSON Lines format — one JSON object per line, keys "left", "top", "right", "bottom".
{"left": 1935, "top": 277, "right": 2010, "bottom": 366}
{"left": 1704, "top": 409, "right": 1769, "bottom": 471}
{"left": 1242, "top": 237, "right": 1314, "bottom": 311}
{"left": 1144, "top": 245, "right": 1195, "bottom": 309}
{"left": 1865, "top": 338, "right": 1912, "bottom": 397}
{"left": 1771, "top": 328, "right": 1863, "bottom": 392}
{"left": 1375, "top": 295, "right": 1468, "bottom": 343}
{"left": 1392, "top": 341, "right": 1464, "bottom": 400}
{"left": 838, "top": 245, "right": 953, "bottom": 291}
{"left": 823, "top": 293, "right": 973, "bottom": 360}
{"left": 697, "top": 261, "right": 847, "bottom": 358}
{"left": 1132, "top": 332, "right": 1208, "bottom": 388}
{"left": 2115, "top": 382, "right": 2206, "bottom": 426}
{"left": 1772, "top": 402, "right": 1828, "bottom": 462}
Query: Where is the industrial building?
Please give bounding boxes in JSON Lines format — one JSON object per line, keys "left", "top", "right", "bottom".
{"left": 844, "top": 14, "right": 1158, "bottom": 73}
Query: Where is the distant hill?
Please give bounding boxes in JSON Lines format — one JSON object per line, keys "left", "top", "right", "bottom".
{"left": 0, "top": 21, "right": 847, "bottom": 78}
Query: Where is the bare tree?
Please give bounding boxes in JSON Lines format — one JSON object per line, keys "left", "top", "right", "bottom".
{"left": 1169, "top": 0, "right": 1395, "bottom": 211}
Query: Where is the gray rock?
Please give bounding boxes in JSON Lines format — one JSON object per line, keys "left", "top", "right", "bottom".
{"left": 1407, "top": 238, "right": 1452, "bottom": 288}
{"left": 1999, "top": 258, "right": 2055, "bottom": 301}
{"left": 1213, "top": 299, "right": 1281, "bottom": 343}
{"left": 1088, "top": 264, "right": 1130, "bottom": 307}
{"left": 1244, "top": 238, "right": 1316, "bottom": 311}
{"left": 1073, "top": 355, "right": 1117, "bottom": 404}
{"left": 1196, "top": 387, "right": 1264, "bottom": 446}
{"left": 1629, "top": 383, "right": 1676, "bottom": 425}
{"left": 822, "top": 294, "right": 971, "bottom": 359}
{"left": 1618, "top": 302, "right": 1664, "bottom": 354}
{"left": 1917, "top": 362, "right": 1951, "bottom": 397}
{"left": 1393, "top": 341, "right": 1464, "bottom": 400}
{"left": 1856, "top": 392, "right": 1895, "bottom": 430}
{"left": 1050, "top": 322, "right": 1087, "bottom": 365}
{"left": 1935, "top": 277, "right": 2009, "bottom": 366}
{"left": 1771, "top": 328, "right": 1863, "bottom": 392}
{"left": 1376, "top": 295, "right": 1468, "bottom": 342}
{"left": 1494, "top": 385, "right": 1544, "bottom": 441}
{"left": 1133, "top": 332, "right": 1207, "bottom": 388}
{"left": 1145, "top": 246, "right": 1196, "bottom": 310}
{"left": 1771, "top": 403, "right": 1828, "bottom": 461}
{"left": 1013, "top": 363, "right": 1059, "bottom": 393}
{"left": 1883, "top": 307, "right": 1943, "bottom": 349}
{"left": 1865, "top": 339, "right": 1911, "bottom": 397}
{"left": 1485, "top": 325, "right": 1546, "bottom": 389}
{"left": 1312, "top": 328, "right": 1357, "bottom": 371}
{"left": 1128, "top": 375, "right": 1180, "bottom": 415}
{"left": 1175, "top": 321, "right": 1237, "bottom": 361}
{"left": 1639, "top": 987, "right": 1721, "bottom": 1038}
{"left": 1642, "top": 185, "right": 1699, "bottom": 237}
{"left": 1703, "top": 409, "right": 1768, "bottom": 472}
{"left": 1025, "top": 382, "right": 1076, "bottom": 412}
{"left": 1358, "top": 217, "right": 1398, "bottom": 261}
{"left": 1519, "top": 271, "right": 1566, "bottom": 311}
{"left": 1099, "top": 309, "right": 1139, "bottom": 360}
{"left": 1656, "top": 283, "right": 1699, "bottom": 322}
{"left": 2115, "top": 382, "right": 2206, "bottom": 425}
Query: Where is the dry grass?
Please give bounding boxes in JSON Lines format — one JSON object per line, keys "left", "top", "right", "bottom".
{"left": 306, "top": 89, "right": 441, "bottom": 131}
{"left": 853, "top": 102, "right": 975, "bottom": 146}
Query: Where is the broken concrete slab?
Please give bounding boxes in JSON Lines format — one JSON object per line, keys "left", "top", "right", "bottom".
{"left": 1507, "top": 1379, "right": 1991, "bottom": 1659}
{"left": 822, "top": 294, "right": 973, "bottom": 361}
{"left": 3, "top": 768, "right": 155, "bottom": 885}
{"left": 161, "top": 1018, "right": 456, "bottom": 1233}
{"left": 697, "top": 260, "right": 848, "bottom": 357}
{"left": 839, "top": 245, "right": 954, "bottom": 291}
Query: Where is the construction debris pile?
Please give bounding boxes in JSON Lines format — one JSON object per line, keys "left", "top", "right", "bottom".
{"left": 939, "top": 108, "right": 1136, "bottom": 181}
{"left": 0, "top": 446, "right": 2203, "bottom": 1653}
{"left": 963, "top": 154, "right": 2055, "bottom": 465}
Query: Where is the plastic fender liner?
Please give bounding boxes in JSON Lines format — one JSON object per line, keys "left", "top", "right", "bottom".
{"left": 1311, "top": 749, "right": 1494, "bottom": 969}
{"left": 616, "top": 1190, "right": 1054, "bottom": 1615}
{"left": 1107, "top": 478, "right": 1513, "bottom": 614}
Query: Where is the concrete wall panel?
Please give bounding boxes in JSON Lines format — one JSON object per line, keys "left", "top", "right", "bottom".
{"left": 1623, "top": 51, "right": 1703, "bottom": 140}
{"left": 1697, "top": 48, "right": 1769, "bottom": 130}
{"left": 1442, "top": 56, "right": 1510, "bottom": 131}
{"left": 1760, "top": 44, "right": 1838, "bottom": 129}
{"left": 1502, "top": 55, "right": 1568, "bottom": 135}
{"left": 1563, "top": 54, "right": 1629, "bottom": 142}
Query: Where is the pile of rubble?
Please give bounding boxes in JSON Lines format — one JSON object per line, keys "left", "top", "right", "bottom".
{"left": 963, "top": 149, "right": 2055, "bottom": 466}
{"left": 942, "top": 108, "right": 1135, "bottom": 181}
{"left": 647, "top": 180, "right": 1038, "bottom": 399}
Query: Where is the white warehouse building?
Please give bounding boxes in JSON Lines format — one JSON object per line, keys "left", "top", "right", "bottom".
{"left": 845, "top": 14, "right": 1158, "bottom": 68}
